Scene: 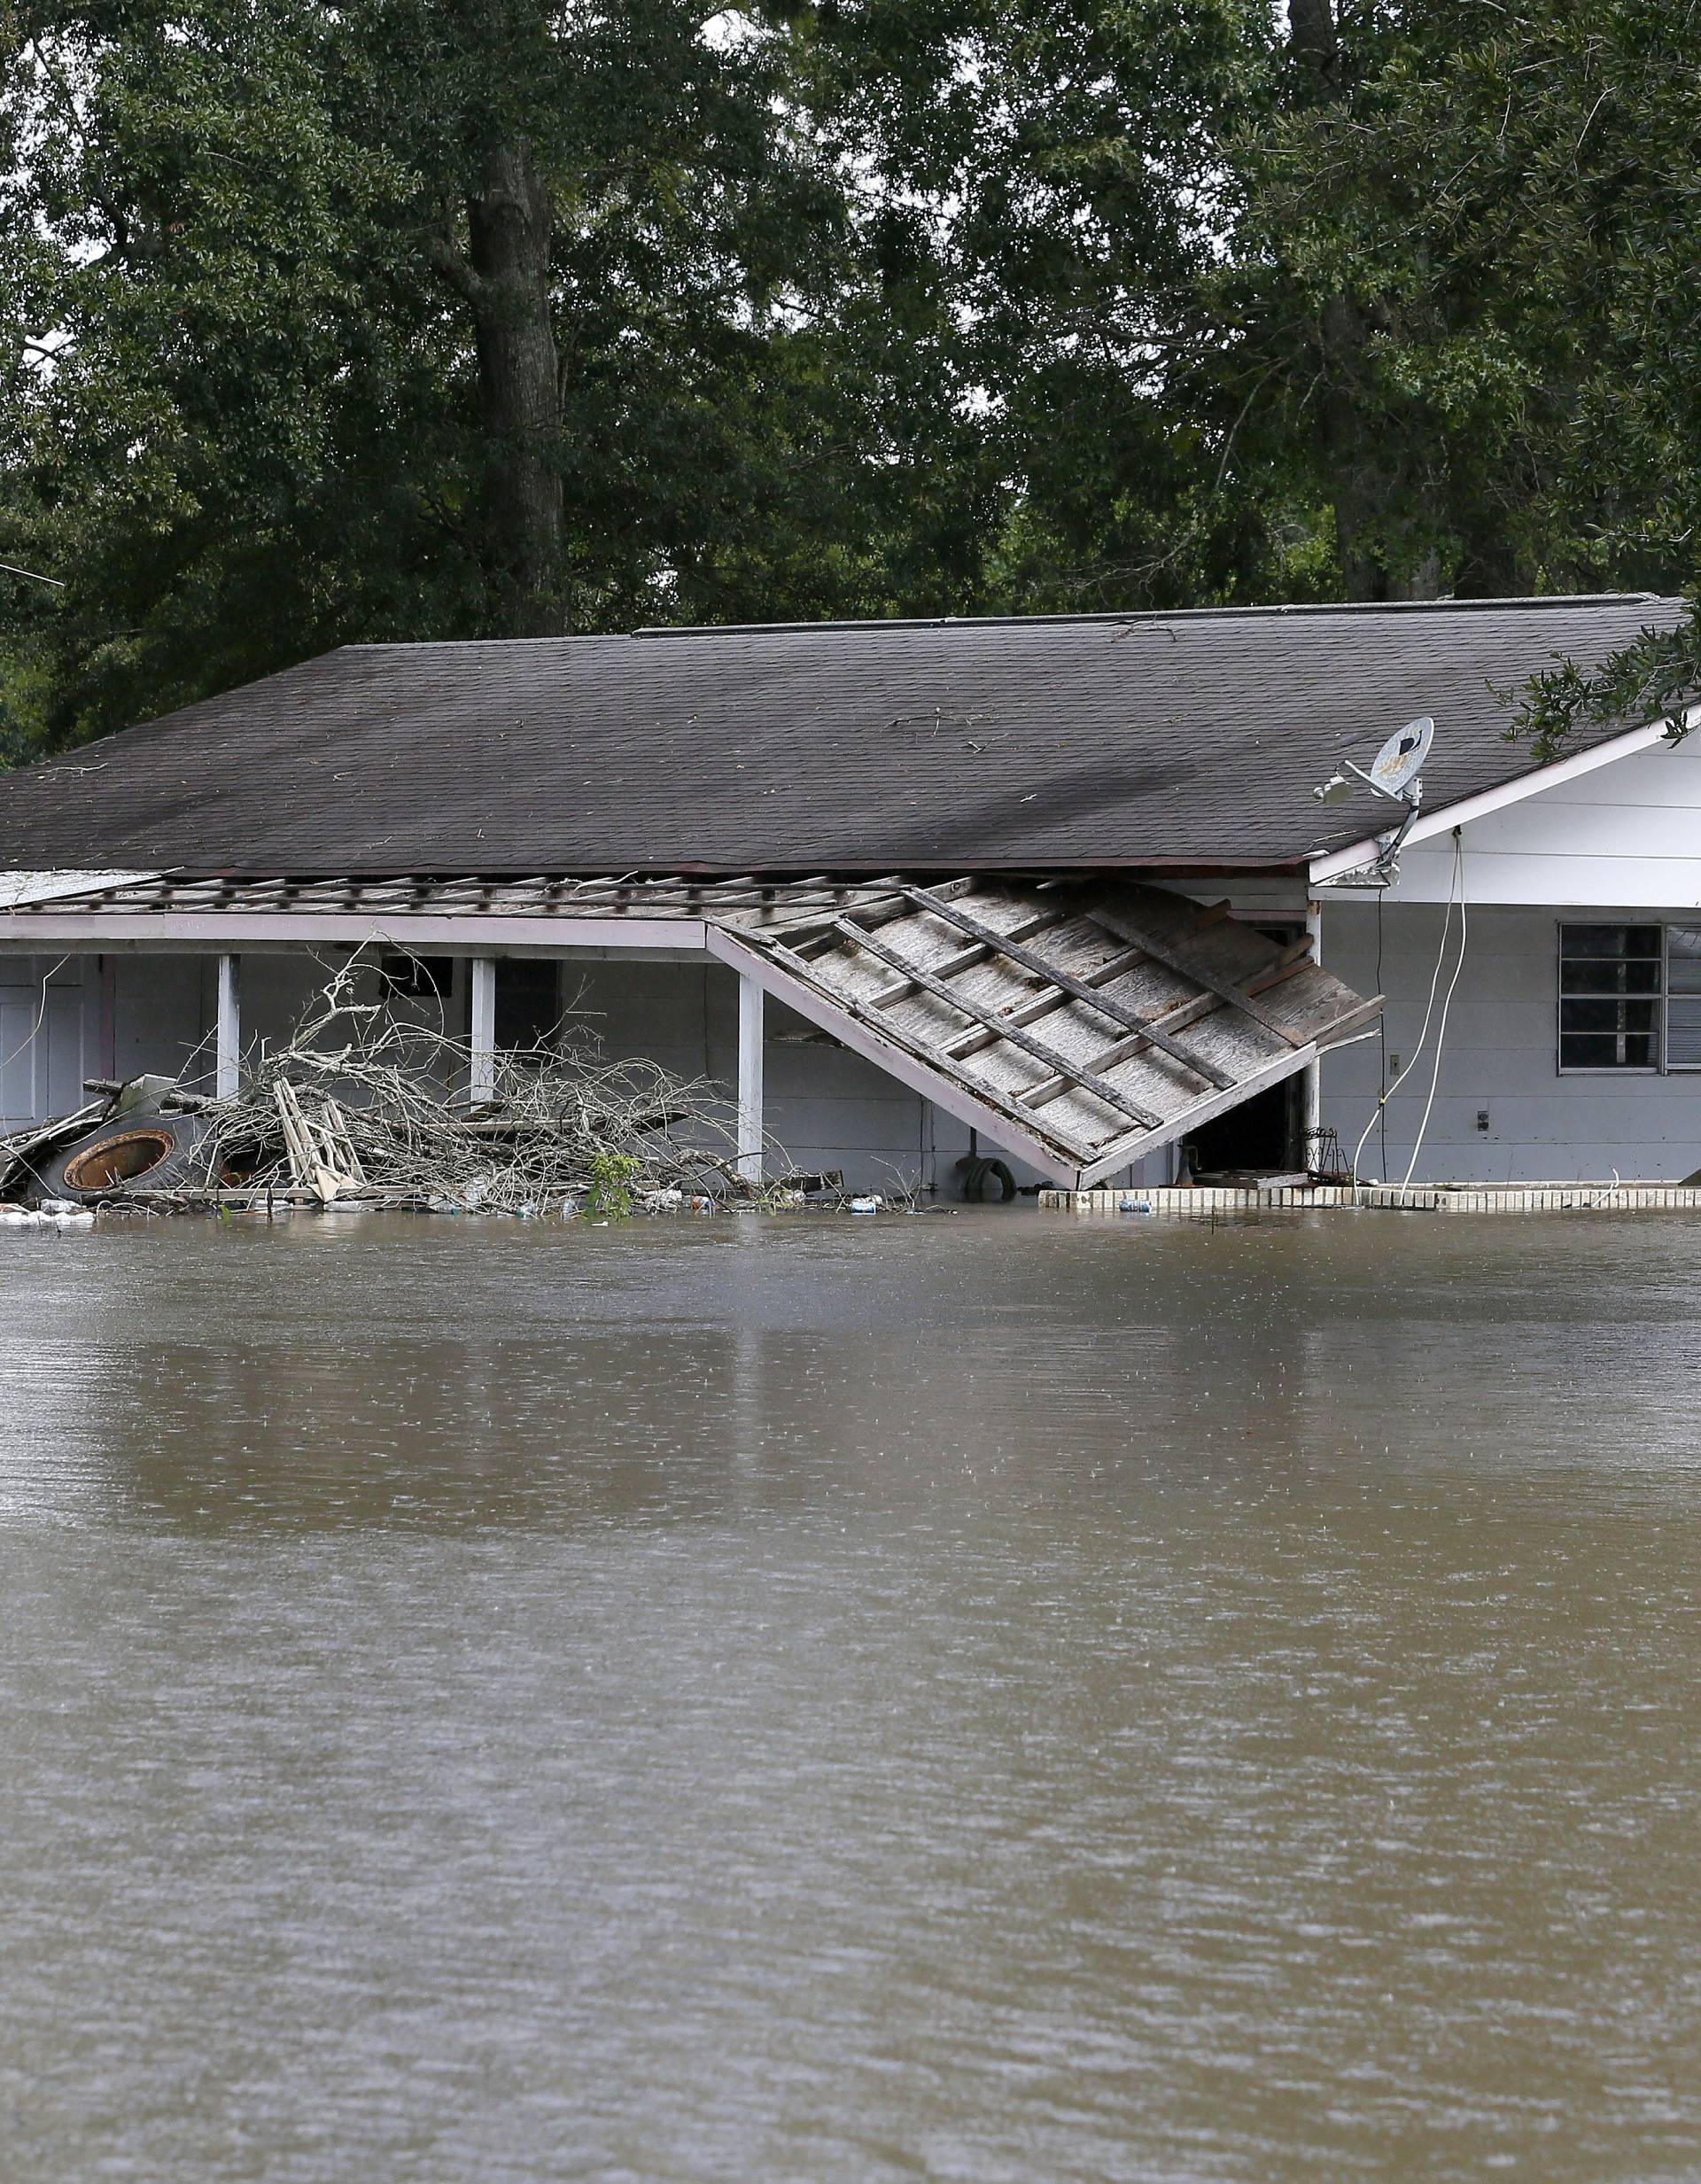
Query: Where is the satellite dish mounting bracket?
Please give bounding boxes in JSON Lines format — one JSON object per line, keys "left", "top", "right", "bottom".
{"left": 1311, "top": 715, "right": 1435, "bottom": 882}
{"left": 1338, "top": 755, "right": 1424, "bottom": 806}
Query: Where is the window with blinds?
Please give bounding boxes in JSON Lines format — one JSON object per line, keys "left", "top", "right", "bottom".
{"left": 1667, "top": 926, "right": 1701, "bottom": 1069}
{"left": 1558, "top": 925, "right": 1660, "bottom": 1069}
{"left": 1557, "top": 924, "right": 1701, "bottom": 1071}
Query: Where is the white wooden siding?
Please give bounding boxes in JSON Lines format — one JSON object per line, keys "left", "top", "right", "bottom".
{"left": 1331, "top": 733, "right": 1701, "bottom": 907}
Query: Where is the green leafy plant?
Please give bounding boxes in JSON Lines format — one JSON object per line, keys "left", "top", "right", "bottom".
{"left": 1505, "top": 608, "right": 1701, "bottom": 760}
{"left": 583, "top": 1150, "right": 643, "bottom": 1221}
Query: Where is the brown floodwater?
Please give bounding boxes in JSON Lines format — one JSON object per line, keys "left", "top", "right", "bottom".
{"left": 0, "top": 1207, "right": 1697, "bottom": 2182}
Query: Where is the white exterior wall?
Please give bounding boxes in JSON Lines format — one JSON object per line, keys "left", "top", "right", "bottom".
{"left": 1317, "top": 902, "right": 1701, "bottom": 1183}
{"left": 568, "top": 959, "right": 934, "bottom": 1185}
{"left": 1316, "top": 727, "right": 1701, "bottom": 1183}
{"left": 107, "top": 956, "right": 199, "bottom": 1085}
{"left": 568, "top": 959, "right": 1049, "bottom": 1193}
{"left": 1325, "top": 728, "right": 1701, "bottom": 908}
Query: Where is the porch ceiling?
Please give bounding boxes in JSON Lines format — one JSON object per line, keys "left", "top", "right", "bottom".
{"left": 0, "top": 870, "right": 892, "bottom": 920}
{"left": 0, "top": 871, "right": 904, "bottom": 954}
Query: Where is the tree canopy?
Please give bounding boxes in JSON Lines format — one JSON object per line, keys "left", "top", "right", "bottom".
{"left": 2, "top": 0, "right": 1696, "bottom": 753}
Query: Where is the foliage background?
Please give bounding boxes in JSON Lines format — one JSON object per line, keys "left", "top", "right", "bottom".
{"left": 3, "top": 0, "right": 1695, "bottom": 757}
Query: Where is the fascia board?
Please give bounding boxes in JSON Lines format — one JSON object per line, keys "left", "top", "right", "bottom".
{"left": 0, "top": 912, "right": 711, "bottom": 955}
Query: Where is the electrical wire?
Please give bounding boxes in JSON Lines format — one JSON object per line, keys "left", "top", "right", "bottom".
{"left": 1351, "top": 836, "right": 1463, "bottom": 1185}
{"left": 1375, "top": 891, "right": 1386, "bottom": 1175}
{"left": 1401, "top": 836, "right": 1468, "bottom": 1189}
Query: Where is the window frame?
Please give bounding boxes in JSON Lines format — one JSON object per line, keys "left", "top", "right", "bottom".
{"left": 1556, "top": 921, "right": 1701, "bottom": 1076}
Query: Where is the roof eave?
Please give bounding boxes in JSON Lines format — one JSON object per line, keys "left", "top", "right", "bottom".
{"left": 1308, "top": 711, "right": 1691, "bottom": 887}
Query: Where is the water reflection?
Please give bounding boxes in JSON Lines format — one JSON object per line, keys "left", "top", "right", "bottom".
{"left": 1, "top": 1210, "right": 1698, "bottom": 2180}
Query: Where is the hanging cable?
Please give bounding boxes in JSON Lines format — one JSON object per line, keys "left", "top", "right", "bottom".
{"left": 1351, "top": 841, "right": 1463, "bottom": 1185}
{"left": 1375, "top": 891, "right": 1386, "bottom": 1177}
{"left": 1401, "top": 834, "right": 1468, "bottom": 1190}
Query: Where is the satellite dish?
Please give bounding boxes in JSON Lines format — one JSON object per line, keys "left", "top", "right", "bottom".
{"left": 1312, "top": 714, "right": 1435, "bottom": 805}
{"left": 1367, "top": 715, "right": 1433, "bottom": 799}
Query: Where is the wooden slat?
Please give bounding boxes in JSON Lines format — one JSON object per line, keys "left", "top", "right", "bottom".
{"left": 1087, "top": 897, "right": 1307, "bottom": 1045}
{"left": 866, "top": 905, "right": 1077, "bottom": 1006}
{"left": 1009, "top": 958, "right": 1311, "bottom": 1108}
{"left": 942, "top": 937, "right": 1214, "bottom": 1061}
{"left": 826, "top": 916, "right": 1164, "bottom": 1131}
{"left": 1015, "top": 989, "right": 1227, "bottom": 1108}
{"left": 893, "top": 883, "right": 1237, "bottom": 1089}
{"left": 771, "top": 875, "right": 974, "bottom": 948}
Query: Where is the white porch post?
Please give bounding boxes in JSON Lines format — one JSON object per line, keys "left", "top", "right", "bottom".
{"left": 736, "top": 973, "right": 765, "bottom": 1185}
{"left": 470, "top": 956, "right": 497, "bottom": 1104}
{"left": 1301, "top": 899, "right": 1323, "bottom": 1163}
{"left": 215, "top": 952, "right": 241, "bottom": 1099}
{"left": 97, "top": 954, "right": 117, "bottom": 1082}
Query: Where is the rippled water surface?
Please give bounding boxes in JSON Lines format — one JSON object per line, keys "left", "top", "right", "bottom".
{"left": 2, "top": 1208, "right": 1698, "bottom": 2182}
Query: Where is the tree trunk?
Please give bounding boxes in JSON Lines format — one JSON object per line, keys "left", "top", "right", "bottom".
{"left": 1315, "top": 292, "right": 1383, "bottom": 599}
{"left": 1287, "top": 0, "right": 1338, "bottom": 77}
{"left": 462, "top": 144, "right": 563, "bottom": 637}
{"left": 1287, "top": 1, "right": 1441, "bottom": 602}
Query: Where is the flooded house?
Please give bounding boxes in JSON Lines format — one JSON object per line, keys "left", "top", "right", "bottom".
{"left": 2, "top": 591, "right": 1697, "bottom": 1193}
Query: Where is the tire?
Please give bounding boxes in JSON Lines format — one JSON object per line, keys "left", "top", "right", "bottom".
{"left": 27, "top": 1108, "right": 214, "bottom": 1204}
{"left": 955, "top": 1153, "right": 1017, "bottom": 1202}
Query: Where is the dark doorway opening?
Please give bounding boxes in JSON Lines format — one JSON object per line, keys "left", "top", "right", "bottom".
{"left": 1184, "top": 1077, "right": 1298, "bottom": 1177}
{"left": 1180, "top": 917, "right": 1307, "bottom": 1177}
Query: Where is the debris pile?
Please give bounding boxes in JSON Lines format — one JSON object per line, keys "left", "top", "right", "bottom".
{"left": 1, "top": 962, "right": 793, "bottom": 1216}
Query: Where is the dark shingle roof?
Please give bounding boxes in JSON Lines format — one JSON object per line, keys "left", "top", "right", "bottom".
{"left": 0, "top": 595, "right": 1681, "bottom": 875}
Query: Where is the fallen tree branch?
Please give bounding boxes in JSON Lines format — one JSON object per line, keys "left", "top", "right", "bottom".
{"left": 182, "top": 955, "right": 786, "bottom": 1215}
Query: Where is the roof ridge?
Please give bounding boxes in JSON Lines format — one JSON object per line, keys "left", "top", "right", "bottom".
{"left": 331, "top": 592, "right": 1675, "bottom": 653}
{"left": 627, "top": 594, "right": 1672, "bottom": 641}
